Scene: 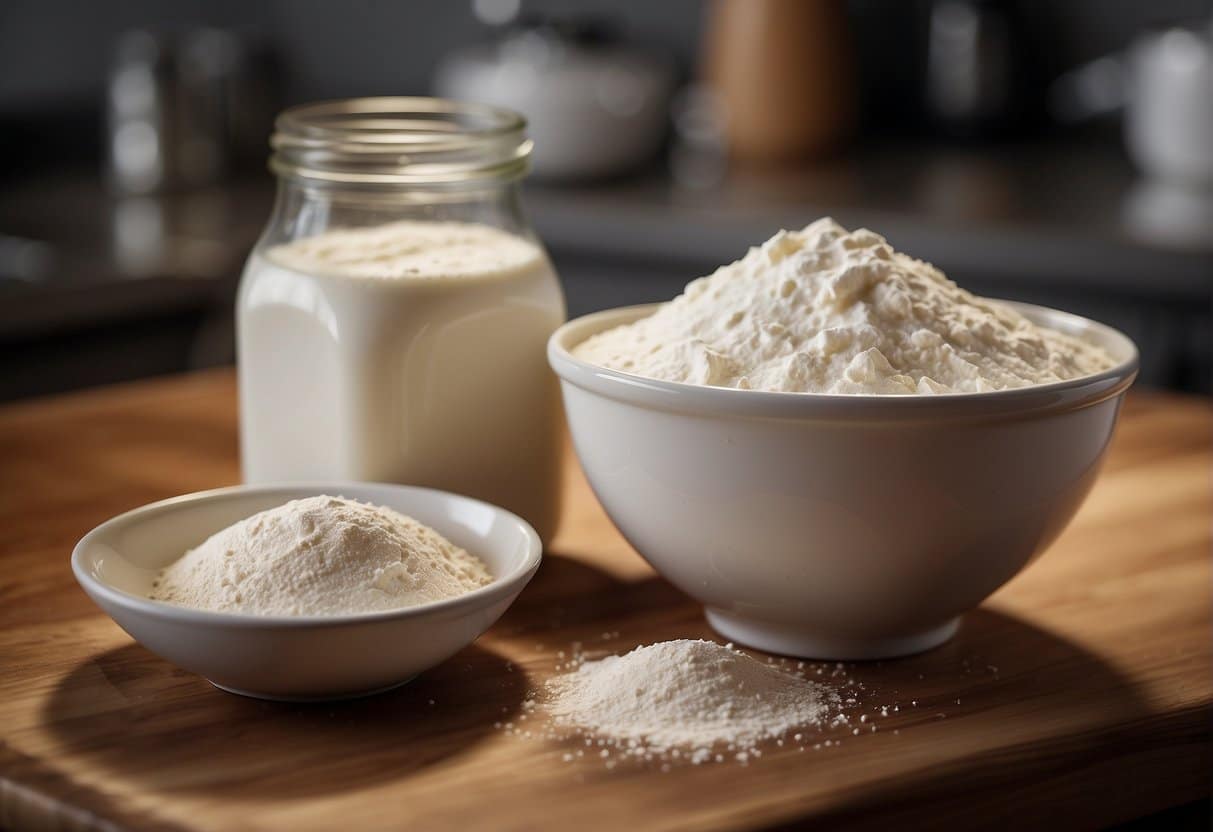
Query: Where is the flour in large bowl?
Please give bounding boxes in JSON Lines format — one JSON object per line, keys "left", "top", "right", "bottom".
{"left": 572, "top": 218, "right": 1116, "bottom": 394}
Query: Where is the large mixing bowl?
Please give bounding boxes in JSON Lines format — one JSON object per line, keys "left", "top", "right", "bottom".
{"left": 549, "top": 302, "right": 1138, "bottom": 659}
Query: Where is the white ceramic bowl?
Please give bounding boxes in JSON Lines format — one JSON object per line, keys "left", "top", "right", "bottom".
{"left": 73, "top": 483, "right": 541, "bottom": 701}
{"left": 549, "top": 302, "right": 1139, "bottom": 660}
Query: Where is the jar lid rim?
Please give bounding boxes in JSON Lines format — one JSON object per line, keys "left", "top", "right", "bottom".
{"left": 271, "top": 97, "right": 531, "bottom": 186}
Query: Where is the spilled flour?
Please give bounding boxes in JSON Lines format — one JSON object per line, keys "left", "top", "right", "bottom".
{"left": 513, "top": 639, "right": 846, "bottom": 765}
{"left": 492, "top": 638, "right": 1004, "bottom": 769}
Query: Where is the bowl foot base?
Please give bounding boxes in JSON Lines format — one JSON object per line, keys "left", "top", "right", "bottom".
{"left": 209, "top": 675, "right": 417, "bottom": 702}
{"left": 705, "top": 609, "right": 960, "bottom": 660}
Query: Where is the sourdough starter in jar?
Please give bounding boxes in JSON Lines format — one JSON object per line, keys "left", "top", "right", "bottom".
{"left": 239, "top": 219, "right": 564, "bottom": 542}
{"left": 238, "top": 98, "right": 565, "bottom": 542}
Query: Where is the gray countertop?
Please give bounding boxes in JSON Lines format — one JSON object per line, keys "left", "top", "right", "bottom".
{"left": 526, "top": 138, "right": 1212, "bottom": 300}
{"left": 0, "top": 135, "right": 1208, "bottom": 396}
{"left": 2, "top": 136, "right": 1209, "bottom": 325}
{"left": 0, "top": 177, "right": 270, "bottom": 340}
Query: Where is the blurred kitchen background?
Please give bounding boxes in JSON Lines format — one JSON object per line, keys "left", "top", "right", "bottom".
{"left": 2, "top": 0, "right": 1210, "bottom": 400}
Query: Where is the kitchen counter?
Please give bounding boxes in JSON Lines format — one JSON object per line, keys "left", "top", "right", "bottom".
{"left": 0, "top": 371, "right": 1209, "bottom": 830}
{"left": 530, "top": 139, "right": 1213, "bottom": 297}
{"left": 528, "top": 140, "right": 1212, "bottom": 392}
{"left": 2, "top": 139, "right": 1209, "bottom": 325}
{"left": 0, "top": 176, "right": 270, "bottom": 400}
{"left": 1, "top": 135, "right": 1209, "bottom": 398}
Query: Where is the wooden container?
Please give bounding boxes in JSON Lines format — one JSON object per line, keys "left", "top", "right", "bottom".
{"left": 703, "top": 0, "right": 856, "bottom": 162}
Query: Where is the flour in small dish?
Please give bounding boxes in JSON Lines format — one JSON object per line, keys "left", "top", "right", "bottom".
{"left": 149, "top": 496, "right": 492, "bottom": 616}
{"left": 572, "top": 218, "right": 1116, "bottom": 394}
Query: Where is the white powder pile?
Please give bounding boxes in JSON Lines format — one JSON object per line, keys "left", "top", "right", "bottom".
{"left": 573, "top": 218, "right": 1116, "bottom": 394}
{"left": 149, "top": 496, "right": 492, "bottom": 616}
{"left": 265, "top": 219, "right": 544, "bottom": 281}
{"left": 541, "top": 639, "right": 840, "bottom": 764}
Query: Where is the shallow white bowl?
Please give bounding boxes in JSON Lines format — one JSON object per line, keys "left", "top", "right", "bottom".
{"left": 73, "top": 483, "right": 541, "bottom": 701}
{"left": 549, "top": 301, "right": 1139, "bottom": 660}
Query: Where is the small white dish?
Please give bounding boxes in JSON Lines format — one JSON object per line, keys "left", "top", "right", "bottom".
{"left": 72, "top": 483, "right": 541, "bottom": 701}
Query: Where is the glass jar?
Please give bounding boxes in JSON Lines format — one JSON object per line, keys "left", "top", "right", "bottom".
{"left": 238, "top": 98, "right": 565, "bottom": 542}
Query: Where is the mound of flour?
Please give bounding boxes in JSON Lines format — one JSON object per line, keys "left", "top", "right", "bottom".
{"left": 149, "top": 496, "right": 492, "bottom": 616}
{"left": 544, "top": 640, "right": 839, "bottom": 762}
{"left": 573, "top": 218, "right": 1115, "bottom": 394}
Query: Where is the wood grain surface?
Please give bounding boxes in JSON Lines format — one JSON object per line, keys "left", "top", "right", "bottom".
{"left": 0, "top": 370, "right": 1209, "bottom": 831}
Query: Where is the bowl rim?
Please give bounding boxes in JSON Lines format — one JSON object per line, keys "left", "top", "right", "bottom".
{"left": 71, "top": 482, "right": 543, "bottom": 629}
{"left": 548, "top": 300, "right": 1140, "bottom": 421}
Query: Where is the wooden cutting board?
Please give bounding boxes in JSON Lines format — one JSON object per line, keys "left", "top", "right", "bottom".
{"left": 0, "top": 370, "right": 1209, "bottom": 831}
